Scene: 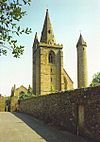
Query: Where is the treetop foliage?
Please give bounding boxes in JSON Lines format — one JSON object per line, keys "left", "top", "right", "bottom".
{"left": 19, "top": 93, "right": 34, "bottom": 100}
{"left": 0, "top": 0, "right": 32, "bottom": 57}
{"left": 90, "top": 72, "right": 100, "bottom": 87}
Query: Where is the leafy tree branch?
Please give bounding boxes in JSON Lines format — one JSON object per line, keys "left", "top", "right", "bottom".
{"left": 90, "top": 72, "right": 100, "bottom": 87}
{"left": 0, "top": 0, "right": 32, "bottom": 57}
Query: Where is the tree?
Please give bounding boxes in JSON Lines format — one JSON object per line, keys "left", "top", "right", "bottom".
{"left": 19, "top": 93, "right": 34, "bottom": 100}
{"left": 0, "top": 0, "right": 32, "bottom": 57}
{"left": 90, "top": 72, "right": 100, "bottom": 87}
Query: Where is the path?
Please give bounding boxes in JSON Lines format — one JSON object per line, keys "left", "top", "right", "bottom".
{"left": 0, "top": 112, "right": 90, "bottom": 142}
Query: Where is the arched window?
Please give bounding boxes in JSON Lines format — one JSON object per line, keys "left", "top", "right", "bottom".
{"left": 49, "top": 51, "right": 55, "bottom": 63}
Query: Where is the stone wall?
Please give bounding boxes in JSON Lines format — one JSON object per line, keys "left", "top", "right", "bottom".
{"left": 0, "top": 96, "right": 5, "bottom": 111}
{"left": 19, "top": 86, "right": 100, "bottom": 141}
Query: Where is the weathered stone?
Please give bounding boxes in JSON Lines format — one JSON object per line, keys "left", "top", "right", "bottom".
{"left": 32, "top": 9, "right": 73, "bottom": 95}
{"left": 19, "top": 86, "right": 100, "bottom": 141}
{"left": 76, "top": 34, "right": 88, "bottom": 88}
{"left": 0, "top": 96, "right": 5, "bottom": 112}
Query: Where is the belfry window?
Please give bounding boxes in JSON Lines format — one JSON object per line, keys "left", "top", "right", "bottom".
{"left": 49, "top": 51, "right": 55, "bottom": 63}
{"left": 49, "top": 53, "right": 53, "bottom": 63}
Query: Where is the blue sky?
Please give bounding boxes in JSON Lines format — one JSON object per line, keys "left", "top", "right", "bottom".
{"left": 0, "top": 0, "right": 100, "bottom": 96}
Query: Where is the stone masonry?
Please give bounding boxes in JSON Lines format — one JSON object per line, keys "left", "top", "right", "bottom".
{"left": 19, "top": 86, "right": 100, "bottom": 142}
{"left": 76, "top": 34, "right": 88, "bottom": 88}
{"left": 32, "top": 9, "right": 73, "bottom": 95}
{"left": 0, "top": 96, "right": 5, "bottom": 111}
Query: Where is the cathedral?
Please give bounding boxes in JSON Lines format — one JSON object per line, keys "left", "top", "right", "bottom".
{"left": 32, "top": 9, "right": 88, "bottom": 95}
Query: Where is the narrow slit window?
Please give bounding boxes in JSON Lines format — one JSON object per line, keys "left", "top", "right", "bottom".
{"left": 49, "top": 51, "right": 55, "bottom": 63}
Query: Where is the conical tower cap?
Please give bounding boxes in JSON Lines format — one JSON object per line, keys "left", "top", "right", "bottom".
{"left": 76, "top": 34, "right": 87, "bottom": 47}
{"left": 40, "top": 9, "right": 56, "bottom": 44}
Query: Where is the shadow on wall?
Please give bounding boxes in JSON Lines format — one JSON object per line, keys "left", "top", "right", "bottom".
{"left": 18, "top": 86, "right": 100, "bottom": 142}
{"left": 12, "top": 112, "right": 90, "bottom": 142}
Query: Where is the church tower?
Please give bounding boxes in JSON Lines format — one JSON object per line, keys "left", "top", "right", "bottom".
{"left": 32, "top": 9, "right": 73, "bottom": 95}
{"left": 76, "top": 34, "right": 88, "bottom": 88}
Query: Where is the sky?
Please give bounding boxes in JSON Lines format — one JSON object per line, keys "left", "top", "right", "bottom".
{"left": 0, "top": 0, "right": 100, "bottom": 96}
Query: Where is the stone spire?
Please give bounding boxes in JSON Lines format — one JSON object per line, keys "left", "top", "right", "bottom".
{"left": 33, "top": 32, "right": 39, "bottom": 48}
{"left": 40, "top": 9, "right": 56, "bottom": 44}
{"left": 76, "top": 33, "right": 87, "bottom": 47}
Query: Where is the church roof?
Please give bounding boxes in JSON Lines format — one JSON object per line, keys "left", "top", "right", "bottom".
{"left": 15, "top": 85, "right": 27, "bottom": 91}
{"left": 76, "top": 34, "right": 87, "bottom": 47}
{"left": 40, "top": 9, "right": 56, "bottom": 45}
{"left": 63, "top": 69, "right": 74, "bottom": 83}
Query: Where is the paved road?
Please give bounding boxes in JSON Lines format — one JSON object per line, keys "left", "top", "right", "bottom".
{"left": 0, "top": 112, "right": 90, "bottom": 142}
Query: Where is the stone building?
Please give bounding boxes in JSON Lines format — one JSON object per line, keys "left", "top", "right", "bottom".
{"left": 32, "top": 9, "right": 73, "bottom": 95}
{"left": 11, "top": 85, "right": 28, "bottom": 97}
{"left": 10, "top": 85, "right": 32, "bottom": 111}
{"left": 0, "top": 95, "right": 5, "bottom": 112}
{"left": 76, "top": 34, "right": 88, "bottom": 88}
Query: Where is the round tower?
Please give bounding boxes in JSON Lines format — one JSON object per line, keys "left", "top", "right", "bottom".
{"left": 76, "top": 34, "right": 88, "bottom": 88}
